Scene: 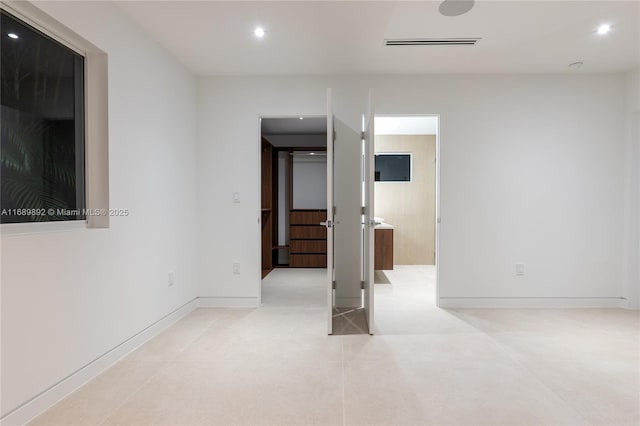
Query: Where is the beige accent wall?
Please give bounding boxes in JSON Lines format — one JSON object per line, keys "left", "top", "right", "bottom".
{"left": 375, "top": 135, "right": 436, "bottom": 265}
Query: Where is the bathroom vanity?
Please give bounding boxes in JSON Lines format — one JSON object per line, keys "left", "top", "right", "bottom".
{"left": 374, "top": 222, "right": 394, "bottom": 270}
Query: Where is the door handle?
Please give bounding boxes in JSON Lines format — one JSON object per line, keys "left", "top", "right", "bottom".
{"left": 361, "top": 221, "right": 381, "bottom": 226}
{"left": 320, "top": 220, "right": 339, "bottom": 227}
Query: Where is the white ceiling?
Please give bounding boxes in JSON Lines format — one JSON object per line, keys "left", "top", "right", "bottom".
{"left": 375, "top": 116, "right": 438, "bottom": 135}
{"left": 115, "top": 1, "right": 639, "bottom": 76}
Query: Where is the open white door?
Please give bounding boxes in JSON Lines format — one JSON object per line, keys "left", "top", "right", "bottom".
{"left": 362, "top": 91, "right": 375, "bottom": 334}
{"left": 325, "top": 89, "right": 335, "bottom": 335}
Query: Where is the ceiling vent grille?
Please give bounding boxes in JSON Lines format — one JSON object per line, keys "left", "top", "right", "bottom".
{"left": 385, "top": 38, "right": 480, "bottom": 46}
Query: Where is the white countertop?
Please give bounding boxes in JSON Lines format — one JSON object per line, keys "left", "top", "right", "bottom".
{"left": 375, "top": 222, "right": 394, "bottom": 230}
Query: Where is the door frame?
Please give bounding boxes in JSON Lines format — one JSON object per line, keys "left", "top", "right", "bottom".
{"left": 256, "top": 113, "right": 329, "bottom": 306}
{"left": 371, "top": 113, "right": 441, "bottom": 306}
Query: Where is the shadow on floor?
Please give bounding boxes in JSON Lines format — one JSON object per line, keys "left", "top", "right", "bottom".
{"left": 331, "top": 307, "right": 370, "bottom": 335}
{"left": 374, "top": 270, "right": 391, "bottom": 284}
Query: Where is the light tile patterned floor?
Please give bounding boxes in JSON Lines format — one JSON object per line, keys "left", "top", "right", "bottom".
{"left": 29, "top": 266, "right": 640, "bottom": 425}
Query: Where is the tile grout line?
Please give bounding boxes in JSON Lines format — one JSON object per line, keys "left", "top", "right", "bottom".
{"left": 469, "top": 322, "right": 594, "bottom": 426}
{"left": 97, "top": 312, "right": 221, "bottom": 425}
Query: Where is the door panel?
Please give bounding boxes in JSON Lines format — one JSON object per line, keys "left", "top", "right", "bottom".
{"left": 326, "top": 88, "right": 374, "bottom": 335}
{"left": 333, "top": 118, "right": 365, "bottom": 309}
{"left": 325, "top": 89, "right": 334, "bottom": 335}
{"left": 362, "top": 91, "right": 375, "bottom": 334}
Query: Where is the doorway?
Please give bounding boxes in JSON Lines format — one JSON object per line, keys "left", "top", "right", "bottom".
{"left": 257, "top": 89, "right": 376, "bottom": 335}
{"left": 259, "top": 116, "right": 329, "bottom": 307}
{"left": 372, "top": 115, "right": 440, "bottom": 333}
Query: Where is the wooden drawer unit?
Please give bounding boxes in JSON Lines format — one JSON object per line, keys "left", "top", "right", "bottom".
{"left": 290, "top": 225, "right": 327, "bottom": 239}
{"left": 290, "top": 210, "right": 327, "bottom": 225}
{"left": 374, "top": 228, "right": 394, "bottom": 270}
{"left": 290, "top": 254, "right": 327, "bottom": 268}
{"left": 290, "top": 239, "right": 327, "bottom": 254}
{"left": 289, "top": 209, "right": 327, "bottom": 268}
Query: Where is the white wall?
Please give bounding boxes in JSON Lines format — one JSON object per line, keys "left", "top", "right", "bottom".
{"left": 292, "top": 155, "right": 327, "bottom": 209}
{"left": 624, "top": 67, "right": 640, "bottom": 308}
{"left": 1, "top": 1, "right": 198, "bottom": 420}
{"left": 197, "top": 80, "right": 366, "bottom": 305}
{"left": 197, "top": 74, "right": 628, "bottom": 307}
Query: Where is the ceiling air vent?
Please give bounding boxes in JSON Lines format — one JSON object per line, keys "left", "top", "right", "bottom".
{"left": 385, "top": 38, "right": 480, "bottom": 46}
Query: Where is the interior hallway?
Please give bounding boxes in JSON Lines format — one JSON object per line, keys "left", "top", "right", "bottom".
{"left": 30, "top": 268, "right": 639, "bottom": 425}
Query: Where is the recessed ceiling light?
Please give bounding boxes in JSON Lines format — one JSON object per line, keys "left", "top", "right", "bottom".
{"left": 299, "top": 117, "right": 304, "bottom": 120}
{"left": 254, "top": 27, "right": 265, "bottom": 38}
{"left": 439, "top": 0, "right": 475, "bottom": 17}
{"left": 597, "top": 24, "right": 611, "bottom": 35}
{"left": 309, "top": 152, "right": 316, "bottom": 155}
{"left": 7, "top": 33, "right": 18, "bottom": 39}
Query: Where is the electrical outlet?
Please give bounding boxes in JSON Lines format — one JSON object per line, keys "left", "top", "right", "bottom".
{"left": 233, "top": 262, "right": 240, "bottom": 274}
{"left": 168, "top": 270, "right": 175, "bottom": 286}
{"left": 516, "top": 263, "right": 525, "bottom": 276}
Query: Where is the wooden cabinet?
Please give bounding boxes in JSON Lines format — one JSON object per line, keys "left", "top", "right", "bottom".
{"left": 290, "top": 226, "right": 326, "bottom": 239}
{"left": 289, "top": 209, "right": 327, "bottom": 268}
{"left": 290, "top": 240, "right": 326, "bottom": 253}
{"left": 375, "top": 228, "right": 394, "bottom": 270}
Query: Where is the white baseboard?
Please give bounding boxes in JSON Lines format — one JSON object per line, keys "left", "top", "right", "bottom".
{"left": 197, "top": 297, "right": 259, "bottom": 308}
{"left": 1, "top": 299, "right": 198, "bottom": 426}
{"left": 438, "top": 297, "right": 627, "bottom": 308}
{"left": 623, "top": 297, "right": 640, "bottom": 310}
